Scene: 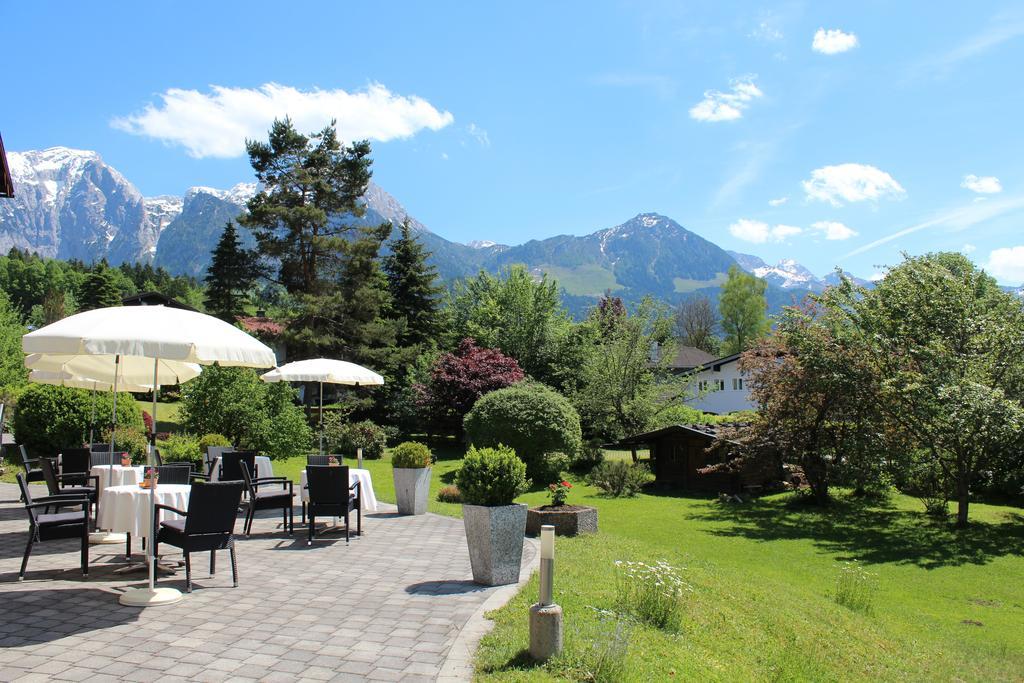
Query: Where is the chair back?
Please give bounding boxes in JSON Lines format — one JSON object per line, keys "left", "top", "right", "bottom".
{"left": 90, "top": 442, "right": 112, "bottom": 453}
{"left": 184, "top": 481, "right": 244, "bottom": 535}
{"left": 155, "top": 463, "right": 192, "bottom": 485}
{"left": 61, "top": 447, "right": 91, "bottom": 484}
{"left": 306, "top": 454, "right": 339, "bottom": 467}
{"left": 221, "top": 451, "right": 256, "bottom": 482}
{"left": 16, "top": 474, "right": 39, "bottom": 526}
{"left": 306, "top": 465, "right": 349, "bottom": 505}
{"left": 90, "top": 450, "right": 119, "bottom": 466}
{"left": 205, "top": 446, "right": 234, "bottom": 470}
{"left": 153, "top": 448, "right": 164, "bottom": 467}
{"left": 39, "top": 457, "right": 61, "bottom": 496}
{"left": 18, "top": 445, "right": 39, "bottom": 473}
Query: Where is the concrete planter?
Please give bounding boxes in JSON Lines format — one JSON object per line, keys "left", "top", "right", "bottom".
{"left": 526, "top": 505, "right": 598, "bottom": 537}
{"left": 462, "top": 503, "right": 527, "bottom": 586}
{"left": 393, "top": 467, "right": 431, "bottom": 515}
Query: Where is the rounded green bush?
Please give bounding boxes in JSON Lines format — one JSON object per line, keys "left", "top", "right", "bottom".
{"left": 198, "top": 433, "right": 232, "bottom": 449}
{"left": 107, "top": 426, "right": 150, "bottom": 462}
{"left": 391, "top": 441, "right": 432, "bottom": 468}
{"left": 158, "top": 433, "right": 202, "bottom": 464}
{"left": 325, "top": 417, "right": 387, "bottom": 459}
{"left": 463, "top": 382, "right": 582, "bottom": 480}
{"left": 456, "top": 445, "right": 530, "bottom": 506}
{"left": 12, "top": 384, "right": 143, "bottom": 457}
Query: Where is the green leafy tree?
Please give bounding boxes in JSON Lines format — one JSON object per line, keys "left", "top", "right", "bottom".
{"left": 204, "top": 221, "right": 256, "bottom": 321}
{"left": 384, "top": 219, "right": 443, "bottom": 348}
{"left": 448, "top": 265, "right": 572, "bottom": 386}
{"left": 240, "top": 117, "right": 372, "bottom": 297}
{"left": 0, "top": 290, "right": 28, "bottom": 397}
{"left": 719, "top": 265, "right": 770, "bottom": 354}
{"left": 78, "top": 262, "right": 123, "bottom": 311}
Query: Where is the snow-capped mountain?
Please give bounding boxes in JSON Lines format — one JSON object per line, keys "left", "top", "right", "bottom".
{"left": 1, "top": 147, "right": 155, "bottom": 264}
{"left": 728, "top": 251, "right": 871, "bottom": 291}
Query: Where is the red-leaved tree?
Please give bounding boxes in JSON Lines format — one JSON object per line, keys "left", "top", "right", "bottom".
{"left": 416, "top": 338, "right": 525, "bottom": 434}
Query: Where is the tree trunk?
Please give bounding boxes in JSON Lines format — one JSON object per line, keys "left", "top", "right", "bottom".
{"left": 804, "top": 455, "right": 830, "bottom": 506}
{"left": 955, "top": 469, "right": 970, "bottom": 528}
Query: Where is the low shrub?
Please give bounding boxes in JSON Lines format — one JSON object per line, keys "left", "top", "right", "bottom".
{"left": 831, "top": 560, "right": 876, "bottom": 614}
{"left": 464, "top": 382, "right": 582, "bottom": 481}
{"left": 587, "top": 461, "right": 651, "bottom": 497}
{"left": 325, "top": 417, "right": 387, "bottom": 459}
{"left": 391, "top": 441, "right": 433, "bottom": 468}
{"left": 547, "top": 479, "right": 573, "bottom": 506}
{"left": 614, "top": 560, "right": 691, "bottom": 632}
{"left": 158, "top": 433, "right": 201, "bottom": 464}
{"left": 107, "top": 426, "right": 149, "bottom": 462}
{"left": 436, "top": 485, "right": 463, "bottom": 503}
{"left": 571, "top": 440, "right": 606, "bottom": 474}
{"left": 198, "top": 433, "right": 232, "bottom": 449}
{"left": 456, "top": 445, "right": 530, "bottom": 506}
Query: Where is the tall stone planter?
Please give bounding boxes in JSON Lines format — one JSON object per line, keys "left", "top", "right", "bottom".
{"left": 462, "top": 503, "right": 527, "bottom": 586}
{"left": 393, "top": 467, "right": 431, "bottom": 515}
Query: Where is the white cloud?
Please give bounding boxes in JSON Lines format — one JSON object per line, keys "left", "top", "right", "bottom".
{"left": 729, "top": 218, "right": 802, "bottom": 243}
{"left": 750, "top": 19, "right": 783, "bottom": 42}
{"left": 869, "top": 272, "right": 886, "bottom": 282}
{"left": 802, "top": 163, "right": 906, "bottom": 205}
{"left": 962, "top": 243, "right": 976, "bottom": 253}
{"left": 467, "top": 123, "right": 490, "bottom": 147}
{"left": 812, "top": 28, "right": 859, "bottom": 54}
{"left": 961, "top": 174, "right": 1002, "bottom": 194}
{"left": 986, "top": 246, "right": 1024, "bottom": 283}
{"left": 440, "top": 152, "right": 449, "bottom": 161}
{"left": 810, "top": 220, "right": 858, "bottom": 240}
{"left": 689, "top": 77, "right": 763, "bottom": 122}
{"left": 768, "top": 196, "right": 788, "bottom": 206}
{"left": 112, "top": 82, "right": 454, "bottom": 158}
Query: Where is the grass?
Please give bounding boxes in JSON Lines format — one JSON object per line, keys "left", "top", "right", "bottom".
{"left": 135, "top": 399, "right": 182, "bottom": 433}
{"left": 474, "top": 483, "right": 1024, "bottom": 682}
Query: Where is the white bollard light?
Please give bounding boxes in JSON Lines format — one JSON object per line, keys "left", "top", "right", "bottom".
{"left": 530, "top": 524, "right": 563, "bottom": 660}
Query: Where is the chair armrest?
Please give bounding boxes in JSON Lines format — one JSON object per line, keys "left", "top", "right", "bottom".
{"left": 190, "top": 472, "right": 211, "bottom": 481}
{"left": 253, "top": 477, "right": 292, "bottom": 492}
{"left": 154, "top": 503, "right": 188, "bottom": 517}
{"left": 35, "top": 493, "right": 92, "bottom": 502}
{"left": 349, "top": 480, "right": 361, "bottom": 492}
{"left": 25, "top": 498, "right": 90, "bottom": 509}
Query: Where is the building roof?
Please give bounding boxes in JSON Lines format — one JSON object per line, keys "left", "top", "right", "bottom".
{"left": 668, "top": 345, "right": 716, "bottom": 370}
{"left": 0, "top": 133, "right": 13, "bottom": 199}
{"left": 237, "top": 316, "right": 286, "bottom": 337}
{"left": 121, "top": 291, "right": 199, "bottom": 312}
{"left": 605, "top": 422, "right": 744, "bottom": 448}
{"left": 708, "top": 352, "right": 743, "bottom": 371}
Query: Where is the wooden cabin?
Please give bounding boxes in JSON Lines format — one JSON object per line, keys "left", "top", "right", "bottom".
{"left": 609, "top": 423, "right": 777, "bottom": 494}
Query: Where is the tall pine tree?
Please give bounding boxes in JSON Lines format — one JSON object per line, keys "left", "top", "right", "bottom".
{"left": 383, "top": 219, "right": 442, "bottom": 347}
{"left": 78, "top": 262, "right": 122, "bottom": 311}
{"left": 204, "top": 221, "right": 256, "bottom": 322}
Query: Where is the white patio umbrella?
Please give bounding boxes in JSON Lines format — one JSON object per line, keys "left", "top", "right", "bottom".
{"left": 24, "top": 305, "right": 276, "bottom": 608}
{"left": 260, "top": 358, "right": 384, "bottom": 456}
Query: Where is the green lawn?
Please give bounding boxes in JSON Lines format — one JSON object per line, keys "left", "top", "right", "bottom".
{"left": 135, "top": 399, "right": 182, "bottom": 433}
{"left": 474, "top": 483, "right": 1024, "bottom": 682}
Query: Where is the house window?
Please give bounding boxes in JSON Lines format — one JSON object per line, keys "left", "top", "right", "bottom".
{"left": 732, "top": 378, "right": 744, "bottom": 391}
{"left": 714, "top": 379, "right": 725, "bottom": 391}
{"left": 698, "top": 380, "right": 708, "bottom": 391}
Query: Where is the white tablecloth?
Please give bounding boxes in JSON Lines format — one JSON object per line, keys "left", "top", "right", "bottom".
{"left": 91, "top": 465, "right": 144, "bottom": 494}
{"left": 97, "top": 484, "right": 191, "bottom": 539}
{"left": 209, "top": 455, "right": 274, "bottom": 482}
{"left": 299, "top": 468, "right": 377, "bottom": 512}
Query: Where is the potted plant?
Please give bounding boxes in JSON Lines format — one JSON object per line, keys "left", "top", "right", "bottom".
{"left": 526, "top": 478, "right": 598, "bottom": 536}
{"left": 391, "top": 441, "right": 433, "bottom": 515}
{"left": 456, "top": 445, "right": 530, "bottom": 586}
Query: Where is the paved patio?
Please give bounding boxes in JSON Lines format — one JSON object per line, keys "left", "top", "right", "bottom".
{"left": 0, "top": 482, "right": 536, "bottom": 682}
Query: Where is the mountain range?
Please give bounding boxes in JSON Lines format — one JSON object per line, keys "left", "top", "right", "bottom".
{"left": 2, "top": 147, "right": 881, "bottom": 314}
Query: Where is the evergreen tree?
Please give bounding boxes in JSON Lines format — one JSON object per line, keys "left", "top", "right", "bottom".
{"left": 383, "top": 219, "right": 443, "bottom": 347}
{"left": 204, "top": 221, "right": 256, "bottom": 322}
{"left": 240, "top": 117, "right": 372, "bottom": 297}
{"left": 78, "top": 262, "right": 123, "bottom": 311}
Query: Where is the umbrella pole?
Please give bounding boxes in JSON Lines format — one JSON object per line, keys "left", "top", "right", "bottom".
{"left": 89, "top": 383, "right": 97, "bottom": 446}
{"left": 109, "top": 355, "right": 120, "bottom": 490}
{"left": 319, "top": 381, "right": 324, "bottom": 456}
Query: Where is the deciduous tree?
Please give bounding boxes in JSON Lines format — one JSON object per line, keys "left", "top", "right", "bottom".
{"left": 719, "top": 265, "right": 769, "bottom": 354}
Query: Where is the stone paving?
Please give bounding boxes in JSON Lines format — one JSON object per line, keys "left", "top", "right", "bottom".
{"left": 0, "top": 482, "right": 535, "bottom": 682}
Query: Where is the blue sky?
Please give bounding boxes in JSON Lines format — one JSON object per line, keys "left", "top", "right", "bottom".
{"left": 5, "top": 1, "right": 1024, "bottom": 283}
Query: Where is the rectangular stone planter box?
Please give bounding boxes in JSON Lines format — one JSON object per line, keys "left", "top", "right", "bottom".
{"left": 463, "top": 503, "right": 527, "bottom": 586}
{"left": 393, "top": 467, "right": 431, "bottom": 515}
{"left": 526, "top": 505, "right": 598, "bottom": 537}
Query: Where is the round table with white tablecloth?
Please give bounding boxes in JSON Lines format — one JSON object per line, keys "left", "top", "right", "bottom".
{"left": 299, "top": 468, "right": 378, "bottom": 512}
{"left": 97, "top": 484, "right": 191, "bottom": 540}
{"left": 209, "top": 455, "right": 274, "bottom": 481}
{"left": 91, "top": 465, "right": 144, "bottom": 494}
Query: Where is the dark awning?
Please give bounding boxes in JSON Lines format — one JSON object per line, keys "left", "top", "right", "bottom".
{"left": 0, "top": 133, "right": 13, "bottom": 198}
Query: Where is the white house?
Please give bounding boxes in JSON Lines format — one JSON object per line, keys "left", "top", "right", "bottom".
{"left": 683, "top": 352, "right": 756, "bottom": 415}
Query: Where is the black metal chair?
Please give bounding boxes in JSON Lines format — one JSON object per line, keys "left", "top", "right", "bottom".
{"left": 305, "top": 465, "right": 360, "bottom": 545}
{"left": 153, "top": 481, "right": 244, "bottom": 593}
{"left": 16, "top": 473, "right": 91, "bottom": 580}
{"left": 60, "top": 447, "right": 92, "bottom": 486}
{"left": 220, "top": 451, "right": 256, "bottom": 482}
{"left": 240, "top": 462, "right": 293, "bottom": 536}
{"left": 16, "top": 444, "right": 45, "bottom": 486}
{"left": 306, "top": 454, "right": 336, "bottom": 466}
{"left": 205, "top": 446, "right": 234, "bottom": 473}
{"left": 155, "top": 463, "right": 192, "bottom": 485}
{"left": 40, "top": 457, "right": 98, "bottom": 524}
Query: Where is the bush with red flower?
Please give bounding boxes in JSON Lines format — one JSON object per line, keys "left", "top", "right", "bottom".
{"left": 548, "top": 479, "right": 573, "bottom": 507}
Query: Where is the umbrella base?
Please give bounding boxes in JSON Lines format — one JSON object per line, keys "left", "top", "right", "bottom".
{"left": 119, "top": 587, "right": 183, "bottom": 607}
{"left": 89, "top": 531, "right": 127, "bottom": 545}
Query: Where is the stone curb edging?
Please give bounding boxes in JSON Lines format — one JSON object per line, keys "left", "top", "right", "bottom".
{"left": 437, "top": 534, "right": 541, "bottom": 682}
